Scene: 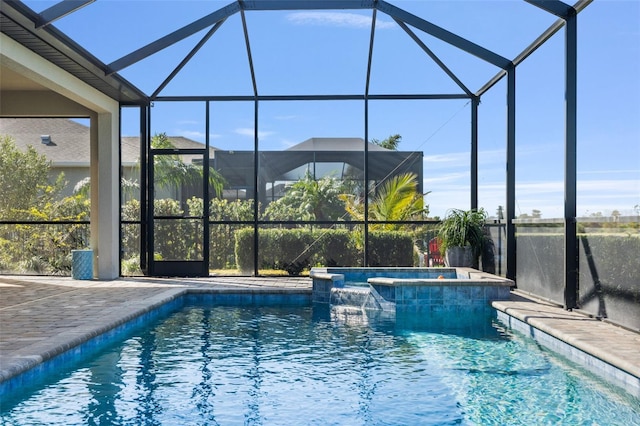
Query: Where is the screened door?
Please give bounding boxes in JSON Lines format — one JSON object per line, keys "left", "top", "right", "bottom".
{"left": 148, "top": 149, "right": 209, "bottom": 277}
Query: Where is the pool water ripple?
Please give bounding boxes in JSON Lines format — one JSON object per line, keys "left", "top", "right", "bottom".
{"left": 1, "top": 304, "right": 639, "bottom": 425}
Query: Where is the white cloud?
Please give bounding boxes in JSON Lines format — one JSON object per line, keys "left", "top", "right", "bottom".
{"left": 423, "top": 153, "right": 468, "bottom": 173}
{"left": 424, "top": 152, "right": 468, "bottom": 165}
{"left": 478, "top": 149, "right": 507, "bottom": 165}
{"left": 578, "top": 169, "right": 639, "bottom": 176}
{"left": 423, "top": 172, "right": 468, "bottom": 186}
{"left": 426, "top": 177, "right": 639, "bottom": 219}
{"left": 423, "top": 147, "right": 638, "bottom": 216}
{"left": 175, "top": 131, "right": 222, "bottom": 141}
{"left": 179, "top": 130, "right": 206, "bottom": 140}
{"left": 516, "top": 181, "right": 564, "bottom": 196}
{"left": 287, "top": 12, "right": 395, "bottom": 29}
{"left": 578, "top": 179, "right": 639, "bottom": 192}
{"left": 424, "top": 149, "right": 505, "bottom": 170}
{"left": 235, "top": 127, "right": 275, "bottom": 139}
{"left": 279, "top": 138, "right": 298, "bottom": 149}
{"left": 274, "top": 115, "right": 298, "bottom": 121}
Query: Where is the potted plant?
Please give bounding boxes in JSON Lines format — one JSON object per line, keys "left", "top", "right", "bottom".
{"left": 437, "top": 208, "right": 487, "bottom": 268}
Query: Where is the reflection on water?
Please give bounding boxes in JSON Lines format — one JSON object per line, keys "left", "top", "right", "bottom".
{"left": 2, "top": 304, "right": 639, "bottom": 425}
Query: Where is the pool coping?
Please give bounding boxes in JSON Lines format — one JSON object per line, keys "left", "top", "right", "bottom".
{"left": 1, "top": 276, "right": 639, "bottom": 398}
{"left": 492, "top": 292, "right": 640, "bottom": 396}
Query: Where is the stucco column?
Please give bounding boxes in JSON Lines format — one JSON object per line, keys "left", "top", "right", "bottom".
{"left": 3, "top": 32, "right": 123, "bottom": 279}
{"left": 91, "top": 111, "right": 120, "bottom": 279}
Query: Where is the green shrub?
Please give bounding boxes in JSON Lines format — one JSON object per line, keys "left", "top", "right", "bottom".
{"left": 235, "top": 227, "right": 255, "bottom": 273}
{"left": 314, "top": 228, "right": 361, "bottom": 267}
{"left": 152, "top": 198, "right": 185, "bottom": 260}
{"left": 368, "top": 230, "right": 415, "bottom": 267}
{"left": 235, "top": 227, "right": 413, "bottom": 274}
{"left": 121, "top": 256, "right": 142, "bottom": 276}
{"left": 257, "top": 228, "right": 315, "bottom": 275}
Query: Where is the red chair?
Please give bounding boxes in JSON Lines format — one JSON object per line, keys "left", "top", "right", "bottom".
{"left": 428, "top": 237, "right": 445, "bottom": 267}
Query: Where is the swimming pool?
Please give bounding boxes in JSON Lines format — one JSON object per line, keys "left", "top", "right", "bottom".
{"left": 1, "top": 301, "right": 639, "bottom": 425}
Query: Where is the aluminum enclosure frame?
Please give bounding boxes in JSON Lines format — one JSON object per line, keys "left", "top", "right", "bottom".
{"left": 0, "top": 0, "right": 593, "bottom": 309}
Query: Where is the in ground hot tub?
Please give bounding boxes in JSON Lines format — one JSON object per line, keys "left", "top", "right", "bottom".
{"left": 310, "top": 267, "right": 514, "bottom": 313}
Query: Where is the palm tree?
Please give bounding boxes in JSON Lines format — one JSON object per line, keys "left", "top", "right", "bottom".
{"left": 342, "top": 172, "right": 428, "bottom": 230}
{"left": 263, "top": 171, "right": 345, "bottom": 221}
{"left": 151, "top": 133, "right": 225, "bottom": 198}
{"left": 370, "top": 134, "right": 402, "bottom": 151}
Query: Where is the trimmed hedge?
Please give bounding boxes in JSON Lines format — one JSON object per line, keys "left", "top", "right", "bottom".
{"left": 319, "top": 229, "right": 360, "bottom": 267}
{"left": 368, "top": 230, "right": 415, "bottom": 267}
{"left": 234, "top": 228, "right": 414, "bottom": 275}
{"left": 234, "top": 228, "right": 255, "bottom": 273}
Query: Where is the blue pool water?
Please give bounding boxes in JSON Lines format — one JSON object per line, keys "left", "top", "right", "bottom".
{"left": 1, "top": 303, "right": 639, "bottom": 425}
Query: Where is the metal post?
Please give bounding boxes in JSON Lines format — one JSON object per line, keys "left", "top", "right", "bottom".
{"left": 140, "top": 104, "right": 149, "bottom": 274}
{"left": 506, "top": 66, "right": 516, "bottom": 281}
{"left": 564, "top": 12, "right": 578, "bottom": 309}
{"left": 364, "top": 99, "right": 370, "bottom": 267}
{"left": 203, "top": 101, "right": 211, "bottom": 276}
{"left": 118, "top": 105, "right": 123, "bottom": 277}
{"left": 363, "top": 11, "right": 375, "bottom": 268}
{"left": 471, "top": 96, "right": 479, "bottom": 210}
{"left": 253, "top": 99, "right": 260, "bottom": 276}
{"left": 146, "top": 104, "right": 155, "bottom": 275}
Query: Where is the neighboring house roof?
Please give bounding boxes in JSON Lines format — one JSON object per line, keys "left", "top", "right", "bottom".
{"left": 0, "top": 118, "right": 423, "bottom": 198}
{"left": 0, "top": 118, "right": 91, "bottom": 166}
{"left": 1, "top": 119, "right": 392, "bottom": 168}
{"left": 0, "top": 118, "right": 213, "bottom": 166}
{"left": 287, "top": 137, "right": 390, "bottom": 152}
{"left": 121, "top": 136, "right": 216, "bottom": 166}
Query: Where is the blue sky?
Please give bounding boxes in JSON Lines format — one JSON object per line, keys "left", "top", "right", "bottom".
{"left": 25, "top": 0, "right": 640, "bottom": 218}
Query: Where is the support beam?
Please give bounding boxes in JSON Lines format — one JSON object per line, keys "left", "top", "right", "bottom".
{"left": 524, "top": 0, "right": 573, "bottom": 18}
{"left": 107, "top": 0, "right": 378, "bottom": 74}
{"left": 240, "top": 1, "right": 375, "bottom": 11}
{"left": 513, "top": 18, "right": 566, "bottom": 67}
{"left": 108, "top": 2, "right": 241, "bottom": 73}
{"left": 395, "top": 19, "right": 473, "bottom": 97}
{"left": 478, "top": 0, "right": 591, "bottom": 98}
{"left": 154, "top": 94, "right": 471, "bottom": 102}
{"left": 505, "top": 67, "right": 516, "bottom": 281}
{"left": 151, "top": 20, "right": 226, "bottom": 99}
{"left": 139, "top": 105, "right": 149, "bottom": 274}
{"left": 363, "top": 10, "right": 376, "bottom": 266}
{"left": 564, "top": 12, "right": 578, "bottom": 309}
{"left": 203, "top": 102, "right": 211, "bottom": 274}
{"left": 476, "top": 70, "right": 507, "bottom": 98}
{"left": 364, "top": 98, "right": 370, "bottom": 267}
{"left": 241, "top": 10, "right": 258, "bottom": 97}
{"left": 253, "top": 99, "right": 260, "bottom": 276}
{"left": 365, "top": 9, "right": 376, "bottom": 97}
{"left": 36, "top": 0, "right": 95, "bottom": 28}
{"left": 479, "top": 16, "right": 566, "bottom": 96}
{"left": 376, "top": 0, "right": 511, "bottom": 70}
{"left": 471, "top": 97, "right": 479, "bottom": 210}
